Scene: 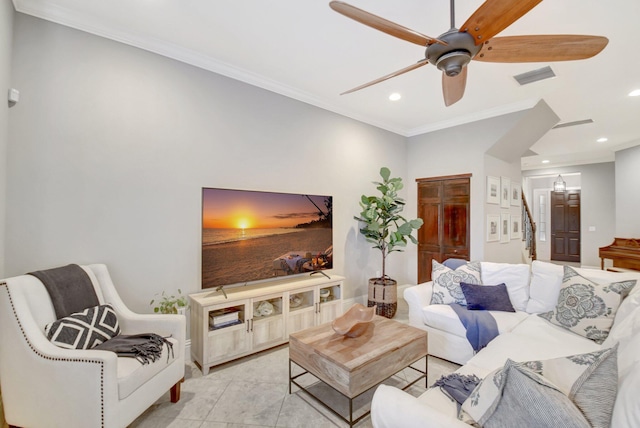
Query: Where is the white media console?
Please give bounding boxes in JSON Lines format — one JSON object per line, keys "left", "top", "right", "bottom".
{"left": 189, "top": 274, "right": 344, "bottom": 374}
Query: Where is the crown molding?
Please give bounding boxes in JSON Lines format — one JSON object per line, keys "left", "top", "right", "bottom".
{"left": 14, "top": 1, "right": 410, "bottom": 136}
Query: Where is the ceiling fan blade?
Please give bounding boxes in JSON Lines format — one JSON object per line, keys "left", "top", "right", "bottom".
{"left": 442, "top": 67, "right": 467, "bottom": 106}
{"left": 340, "top": 60, "right": 429, "bottom": 95}
{"left": 329, "top": 1, "right": 446, "bottom": 46}
{"left": 474, "top": 35, "right": 609, "bottom": 62}
{"left": 461, "top": 0, "right": 542, "bottom": 45}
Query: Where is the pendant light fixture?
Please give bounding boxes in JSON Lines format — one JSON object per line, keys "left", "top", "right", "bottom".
{"left": 553, "top": 174, "right": 566, "bottom": 192}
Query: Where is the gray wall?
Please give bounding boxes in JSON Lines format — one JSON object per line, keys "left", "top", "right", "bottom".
{"left": 6, "top": 14, "right": 408, "bottom": 311}
{"left": 615, "top": 144, "right": 640, "bottom": 237}
{"left": 0, "top": 1, "right": 14, "bottom": 278}
{"left": 522, "top": 162, "right": 615, "bottom": 268}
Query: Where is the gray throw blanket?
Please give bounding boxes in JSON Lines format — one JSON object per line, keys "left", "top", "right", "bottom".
{"left": 432, "top": 373, "right": 481, "bottom": 410}
{"left": 29, "top": 264, "right": 99, "bottom": 319}
{"left": 95, "top": 333, "right": 174, "bottom": 365}
{"left": 449, "top": 303, "right": 499, "bottom": 353}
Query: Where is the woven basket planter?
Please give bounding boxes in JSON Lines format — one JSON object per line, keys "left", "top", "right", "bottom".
{"left": 367, "top": 277, "right": 397, "bottom": 319}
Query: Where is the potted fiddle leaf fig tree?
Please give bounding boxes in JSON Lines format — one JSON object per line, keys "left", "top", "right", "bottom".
{"left": 355, "top": 167, "right": 423, "bottom": 318}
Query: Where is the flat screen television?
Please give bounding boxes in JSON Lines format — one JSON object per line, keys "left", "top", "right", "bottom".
{"left": 202, "top": 188, "right": 333, "bottom": 289}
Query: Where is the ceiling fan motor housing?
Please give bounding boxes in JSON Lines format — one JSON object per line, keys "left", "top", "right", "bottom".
{"left": 426, "top": 29, "right": 482, "bottom": 76}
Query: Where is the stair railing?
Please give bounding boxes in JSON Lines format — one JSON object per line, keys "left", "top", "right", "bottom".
{"left": 522, "top": 192, "right": 537, "bottom": 261}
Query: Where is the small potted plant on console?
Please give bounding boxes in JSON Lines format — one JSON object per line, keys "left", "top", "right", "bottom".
{"left": 150, "top": 289, "right": 189, "bottom": 315}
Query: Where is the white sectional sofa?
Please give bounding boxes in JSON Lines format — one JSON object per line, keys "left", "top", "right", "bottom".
{"left": 371, "top": 261, "right": 640, "bottom": 428}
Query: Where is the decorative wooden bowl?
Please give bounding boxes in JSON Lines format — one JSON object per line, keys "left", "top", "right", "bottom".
{"left": 331, "top": 303, "right": 375, "bottom": 338}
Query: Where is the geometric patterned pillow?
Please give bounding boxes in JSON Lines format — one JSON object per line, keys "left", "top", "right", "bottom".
{"left": 539, "top": 266, "right": 636, "bottom": 343}
{"left": 44, "top": 304, "right": 120, "bottom": 350}
{"left": 430, "top": 260, "right": 481, "bottom": 305}
{"left": 460, "top": 346, "right": 618, "bottom": 428}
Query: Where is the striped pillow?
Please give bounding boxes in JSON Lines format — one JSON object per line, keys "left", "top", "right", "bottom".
{"left": 460, "top": 345, "right": 618, "bottom": 428}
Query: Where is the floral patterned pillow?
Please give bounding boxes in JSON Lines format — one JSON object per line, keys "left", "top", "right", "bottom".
{"left": 460, "top": 346, "right": 618, "bottom": 427}
{"left": 539, "top": 266, "right": 636, "bottom": 343}
{"left": 430, "top": 260, "right": 481, "bottom": 305}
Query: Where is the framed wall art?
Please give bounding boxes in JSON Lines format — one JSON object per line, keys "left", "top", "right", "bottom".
{"left": 500, "top": 212, "right": 510, "bottom": 243}
{"left": 486, "top": 176, "right": 500, "bottom": 204}
{"left": 500, "top": 177, "right": 511, "bottom": 208}
{"left": 511, "top": 182, "right": 522, "bottom": 207}
{"left": 510, "top": 214, "right": 522, "bottom": 240}
{"left": 486, "top": 214, "right": 500, "bottom": 242}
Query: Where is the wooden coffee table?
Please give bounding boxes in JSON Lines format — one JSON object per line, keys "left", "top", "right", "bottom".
{"left": 289, "top": 315, "right": 428, "bottom": 426}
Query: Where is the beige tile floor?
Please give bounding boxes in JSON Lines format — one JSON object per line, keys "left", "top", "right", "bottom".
{"left": 130, "top": 295, "right": 460, "bottom": 428}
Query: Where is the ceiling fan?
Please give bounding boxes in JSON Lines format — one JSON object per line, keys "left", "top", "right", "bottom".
{"left": 329, "top": 0, "right": 608, "bottom": 106}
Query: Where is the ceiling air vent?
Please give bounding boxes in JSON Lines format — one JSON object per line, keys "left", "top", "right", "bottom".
{"left": 552, "top": 119, "right": 594, "bottom": 129}
{"left": 513, "top": 66, "right": 556, "bottom": 85}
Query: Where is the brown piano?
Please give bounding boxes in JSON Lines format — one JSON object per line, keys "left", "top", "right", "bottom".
{"left": 599, "top": 238, "right": 640, "bottom": 271}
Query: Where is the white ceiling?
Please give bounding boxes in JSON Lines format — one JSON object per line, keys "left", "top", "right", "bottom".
{"left": 12, "top": 0, "right": 640, "bottom": 169}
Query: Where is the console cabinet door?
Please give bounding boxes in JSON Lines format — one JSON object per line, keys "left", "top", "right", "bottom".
{"left": 251, "top": 293, "right": 286, "bottom": 351}
{"left": 287, "top": 286, "right": 317, "bottom": 335}
{"left": 206, "top": 300, "right": 251, "bottom": 365}
{"left": 317, "top": 282, "right": 342, "bottom": 324}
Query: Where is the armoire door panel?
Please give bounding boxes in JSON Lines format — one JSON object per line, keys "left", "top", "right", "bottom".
{"left": 443, "top": 180, "right": 470, "bottom": 200}
{"left": 416, "top": 174, "right": 471, "bottom": 282}
{"left": 418, "top": 182, "right": 442, "bottom": 201}
{"left": 418, "top": 250, "right": 442, "bottom": 283}
{"left": 418, "top": 203, "right": 441, "bottom": 246}
{"left": 443, "top": 203, "right": 468, "bottom": 248}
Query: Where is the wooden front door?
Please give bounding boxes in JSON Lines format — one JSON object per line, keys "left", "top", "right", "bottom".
{"left": 550, "top": 190, "right": 581, "bottom": 263}
{"left": 417, "top": 174, "right": 471, "bottom": 282}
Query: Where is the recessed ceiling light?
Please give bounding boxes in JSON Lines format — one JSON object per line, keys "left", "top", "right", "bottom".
{"left": 629, "top": 89, "right": 640, "bottom": 97}
{"left": 597, "top": 137, "right": 608, "bottom": 143}
{"left": 389, "top": 93, "right": 401, "bottom": 101}
{"left": 542, "top": 160, "right": 550, "bottom": 164}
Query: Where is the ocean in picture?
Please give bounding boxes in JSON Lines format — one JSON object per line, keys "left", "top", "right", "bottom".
{"left": 202, "top": 228, "right": 303, "bottom": 246}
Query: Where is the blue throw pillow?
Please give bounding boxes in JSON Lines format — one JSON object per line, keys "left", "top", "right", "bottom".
{"left": 460, "top": 282, "right": 515, "bottom": 312}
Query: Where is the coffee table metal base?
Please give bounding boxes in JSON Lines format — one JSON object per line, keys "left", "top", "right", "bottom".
{"left": 289, "top": 356, "right": 427, "bottom": 427}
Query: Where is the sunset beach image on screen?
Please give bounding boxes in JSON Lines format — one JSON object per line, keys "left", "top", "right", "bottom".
{"left": 201, "top": 188, "right": 333, "bottom": 289}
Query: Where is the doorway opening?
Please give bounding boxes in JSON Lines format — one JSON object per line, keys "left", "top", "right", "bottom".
{"left": 526, "top": 173, "right": 581, "bottom": 265}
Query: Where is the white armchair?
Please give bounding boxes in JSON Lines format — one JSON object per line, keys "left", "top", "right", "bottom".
{"left": 0, "top": 264, "right": 186, "bottom": 428}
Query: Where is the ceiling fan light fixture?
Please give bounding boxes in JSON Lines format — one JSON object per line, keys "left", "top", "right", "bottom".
{"left": 435, "top": 51, "right": 471, "bottom": 76}
{"left": 426, "top": 30, "right": 481, "bottom": 77}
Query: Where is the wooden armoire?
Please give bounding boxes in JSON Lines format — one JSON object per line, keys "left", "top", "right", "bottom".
{"left": 417, "top": 174, "right": 471, "bottom": 282}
